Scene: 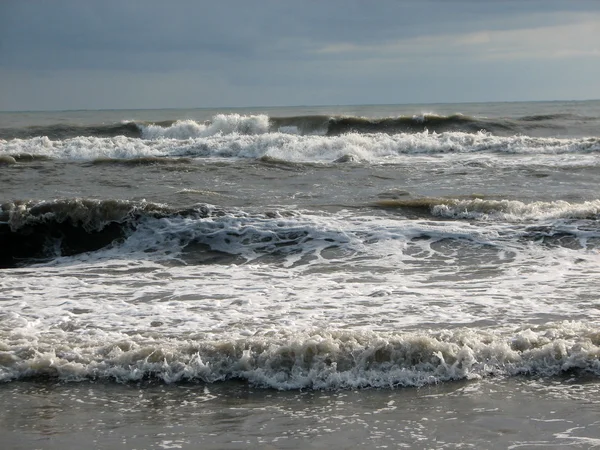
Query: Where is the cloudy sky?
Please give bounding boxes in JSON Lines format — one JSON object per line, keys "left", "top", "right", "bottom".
{"left": 1, "top": 0, "right": 599, "bottom": 111}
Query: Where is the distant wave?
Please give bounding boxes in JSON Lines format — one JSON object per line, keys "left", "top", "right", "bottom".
{"left": 0, "top": 121, "right": 143, "bottom": 140}
{"left": 140, "top": 114, "right": 271, "bottom": 139}
{"left": 375, "top": 198, "right": 600, "bottom": 221}
{"left": 325, "top": 113, "right": 512, "bottom": 135}
{"left": 0, "top": 115, "right": 273, "bottom": 141}
{"left": 1, "top": 111, "right": 598, "bottom": 141}
{"left": 1, "top": 321, "right": 600, "bottom": 388}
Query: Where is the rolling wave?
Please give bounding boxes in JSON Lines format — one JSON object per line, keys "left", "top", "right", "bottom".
{"left": 376, "top": 198, "right": 600, "bottom": 221}
{"left": 3, "top": 196, "right": 600, "bottom": 269}
{"left": 0, "top": 121, "right": 143, "bottom": 140}
{"left": 325, "top": 113, "right": 512, "bottom": 135}
{"left": 0, "top": 199, "right": 206, "bottom": 268}
{"left": 0, "top": 199, "right": 335, "bottom": 268}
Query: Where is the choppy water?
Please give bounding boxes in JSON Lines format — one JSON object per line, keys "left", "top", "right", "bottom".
{"left": 1, "top": 100, "right": 600, "bottom": 447}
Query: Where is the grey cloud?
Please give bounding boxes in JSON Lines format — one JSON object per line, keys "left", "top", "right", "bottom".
{"left": 1, "top": 0, "right": 599, "bottom": 110}
{"left": 1, "top": 0, "right": 599, "bottom": 71}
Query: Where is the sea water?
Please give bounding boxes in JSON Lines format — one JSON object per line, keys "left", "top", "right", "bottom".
{"left": 1, "top": 101, "right": 600, "bottom": 448}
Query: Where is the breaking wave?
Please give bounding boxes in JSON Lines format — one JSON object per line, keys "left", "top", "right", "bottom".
{"left": 376, "top": 198, "right": 600, "bottom": 222}
{"left": 0, "top": 199, "right": 345, "bottom": 268}
{"left": 140, "top": 114, "right": 271, "bottom": 139}
{"left": 1, "top": 111, "right": 597, "bottom": 141}
{"left": 2, "top": 131, "right": 599, "bottom": 163}
{"left": 0, "top": 199, "right": 205, "bottom": 268}
{"left": 1, "top": 322, "right": 600, "bottom": 389}
{"left": 3, "top": 196, "right": 600, "bottom": 269}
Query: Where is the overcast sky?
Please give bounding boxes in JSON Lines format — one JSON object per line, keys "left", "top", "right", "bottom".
{"left": 1, "top": 0, "right": 599, "bottom": 111}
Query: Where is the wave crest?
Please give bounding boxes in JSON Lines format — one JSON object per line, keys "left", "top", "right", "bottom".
{"left": 0, "top": 199, "right": 206, "bottom": 268}
{"left": 376, "top": 198, "right": 600, "bottom": 221}
{"left": 141, "top": 114, "right": 271, "bottom": 139}
{"left": 1, "top": 322, "right": 599, "bottom": 388}
{"left": 2, "top": 110, "right": 597, "bottom": 141}
{"left": 3, "top": 131, "right": 599, "bottom": 162}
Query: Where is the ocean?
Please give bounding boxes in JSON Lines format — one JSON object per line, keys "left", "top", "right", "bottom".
{"left": 1, "top": 101, "right": 600, "bottom": 448}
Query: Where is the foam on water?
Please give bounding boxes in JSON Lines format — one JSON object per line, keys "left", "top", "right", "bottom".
{"left": 3, "top": 104, "right": 600, "bottom": 394}
{"left": 1, "top": 318, "right": 600, "bottom": 388}
{"left": 140, "top": 114, "right": 271, "bottom": 139}
{"left": 2, "top": 203, "right": 600, "bottom": 388}
{"left": 377, "top": 198, "right": 600, "bottom": 222}
{"left": 2, "top": 130, "right": 600, "bottom": 164}
{"left": 1, "top": 198, "right": 172, "bottom": 232}
{"left": 2, "top": 208, "right": 600, "bottom": 354}
{"left": 6, "top": 198, "right": 595, "bottom": 268}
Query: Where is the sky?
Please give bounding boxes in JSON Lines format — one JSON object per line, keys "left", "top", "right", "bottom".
{"left": 0, "top": 0, "right": 599, "bottom": 111}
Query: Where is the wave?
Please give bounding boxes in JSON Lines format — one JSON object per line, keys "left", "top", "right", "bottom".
{"left": 140, "top": 114, "right": 272, "bottom": 139}
{"left": 1, "top": 321, "right": 599, "bottom": 388}
{"left": 0, "top": 199, "right": 210, "bottom": 268}
{"left": 0, "top": 115, "right": 272, "bottom": 141}
{"left": 2, "top": 111, "right": 598, "bottom": 141}
{"left": 325, "top": 113, "right": 514, "bottom": 136}
{"left": 0, "top": 199, "right": 345, "bottom": 268}
{"left": 375, "top": 198, "right": 600, "bottom": 221}
{"left": 2, "top": 131, "right": 599, "bottom": 163}
{"left": 0, "top": 122, "right": 143, "bottom": 140}
{"left": 3, "top": 196, "right": 600, "bottom": 269}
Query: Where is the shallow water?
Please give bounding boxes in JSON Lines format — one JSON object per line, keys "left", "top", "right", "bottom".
{"left": 2, "top": 377, "right": 600, "bottom": 449}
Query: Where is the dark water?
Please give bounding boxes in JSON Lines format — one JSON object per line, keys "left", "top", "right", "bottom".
{"left": 1, "top": 100, "right": 600, "bottom": 447}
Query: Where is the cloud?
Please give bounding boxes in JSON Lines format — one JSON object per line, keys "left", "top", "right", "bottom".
{"left": 2, "top": 0, "right": 599, "bottom": 70}
{"left": 314, "top": 13, "right": 600, "bottom": 62}
{"left": 0, "top": 0, "right": 599, "bottom": 109}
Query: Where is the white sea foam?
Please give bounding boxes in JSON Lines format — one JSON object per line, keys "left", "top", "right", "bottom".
{"left": 2, "top": 131, "right": 600, "bottom": 163}
{"left": 141, "top": 114, "right": 271, "bottom": 139}
{"left": 1, "top": 320, "right": 600, "bottom": 388}
{"left": 2, "top": 198, "right": 170, "bottom": 232}
{"left": 3, "top": 205, "right": 600, "bottom": 388}
{"left": 421, "top": 198, "right": 600, "bottom": 222}
{"left": 411, "top": 112, "right": 451, "bottom": 123}
{"left": 277, "top": 126, "right": 301, "bottom": 135}
{"left": 3, "top": 208, "right": 600, "bottom": 333}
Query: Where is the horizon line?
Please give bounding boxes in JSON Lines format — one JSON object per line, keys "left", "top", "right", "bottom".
{"left": 1, "top": 98, "right": 599, "bottom": 114}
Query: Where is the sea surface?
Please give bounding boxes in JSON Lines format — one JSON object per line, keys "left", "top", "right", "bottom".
{"left": 1, "top": 101, "right": 600, "bottom": 448}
